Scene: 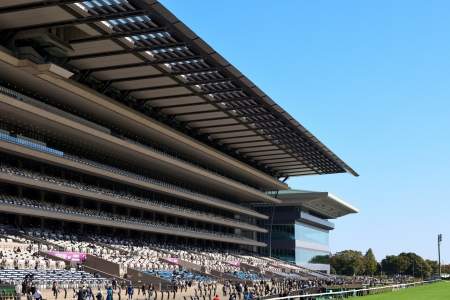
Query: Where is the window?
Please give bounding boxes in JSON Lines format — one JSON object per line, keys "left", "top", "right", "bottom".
{"left": 295, "top": 223, "right": 329, "bottom": 246}
{"left": 295, "top": 248, "right": 330, "bottom": 264}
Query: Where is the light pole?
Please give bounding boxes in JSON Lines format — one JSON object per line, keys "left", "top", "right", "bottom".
{"left": 438, "top": 234, "right": 443, "bottom": 278}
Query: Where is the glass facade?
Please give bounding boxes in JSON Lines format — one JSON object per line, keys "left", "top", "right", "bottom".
{"left": 294, "top": 222, "right": 330, "bottom": 265}
{"left": 295, "top": 223, "right": 329, "bottom": 246}
{"left": 295, "top": 247, "right": 330, "bottom": 264}
{"left": 271, "top": 224, "right": 294, "bottom": 240}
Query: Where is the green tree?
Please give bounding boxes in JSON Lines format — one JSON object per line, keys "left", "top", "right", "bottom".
{"left": 381, "top": 255, "right": 408, "bottom": 275}
{"left": 330, "top": 250, "right": 365, "bottom": 276}
{"left": 381, "top": 253, "right": 432, "bottom": 278}
{"left": 398, "top": 253, "right": 431, "bottom": 278}
{"left": 441, "top": 264, "right": 450, "bottom": 274}
{"left": 364, "top": 248, "right": 378, "bottom": 275}
{"left": 309, "top": 254, "right": 330, "bottom": 264}
{"left": 425, "top": 260, "right": 439, "bottom": 275}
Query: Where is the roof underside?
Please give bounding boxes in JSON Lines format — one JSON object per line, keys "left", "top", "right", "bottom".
{"left": 0, "top": 0, "right": 358, "bottom": 178}
{"left": 272, "top": 189, "right": 359, "bottom": 219}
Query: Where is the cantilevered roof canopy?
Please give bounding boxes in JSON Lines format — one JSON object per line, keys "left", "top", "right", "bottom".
{"left": 0, "top": 0, "right": 358, "bottom": 178}
{"left": 262, "top": 189, "right": 359, "bottom": 219}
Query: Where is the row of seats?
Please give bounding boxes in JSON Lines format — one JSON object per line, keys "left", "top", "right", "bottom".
{"left": 0, "top": 225, "right": 330, "bottom": 285}
{"left": 0, "top": 228, "right": 64, "bottom": 270}
{"left": 0, "top": 194, "right": 251, "bottom": 242}
{"left": 0, "top": 132, "right": 253, "bottom": 217}
{"left": 0, "top": 165, "right": 253, "bottom": 229}
{"left": 0, "top": 83, "right": 263, "bottom": 193}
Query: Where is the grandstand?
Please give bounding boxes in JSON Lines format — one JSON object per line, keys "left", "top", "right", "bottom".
{"left": 0, "top": 0, "right": 357, "bottom": 298}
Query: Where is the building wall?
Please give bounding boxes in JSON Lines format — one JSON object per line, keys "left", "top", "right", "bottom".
{"left": 257, "top": 206, "right": 332, "bottom": 273}
{"left": 294, "top": 222, "right": 331, "bottom": 273}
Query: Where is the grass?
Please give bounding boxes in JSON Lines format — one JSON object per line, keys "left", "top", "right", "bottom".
{"left": 351, "top": 281, "right": 450, "bottom": 300}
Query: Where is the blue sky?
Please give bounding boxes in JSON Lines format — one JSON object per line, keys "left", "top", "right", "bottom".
{"left": 159, "top": 0, "right": 450, "bottom": 262}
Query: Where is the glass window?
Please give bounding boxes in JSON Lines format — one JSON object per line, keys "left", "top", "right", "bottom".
{"left": 295, "top": 223, "right": 329, "bottom": 246}
{"left": 271, "top": 224, "right": 294, "bottom": 240}
{"left": 295, "top": 247, "right": 330, "bottom": 264}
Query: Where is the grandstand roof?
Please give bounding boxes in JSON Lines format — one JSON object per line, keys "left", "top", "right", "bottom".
{"left": 0, "top": 0, "right": 358, "bottom": 178}
{"left": 265, "top": 189, "right": 358, "bottom": 219}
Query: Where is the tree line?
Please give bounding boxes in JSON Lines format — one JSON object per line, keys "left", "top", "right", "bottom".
{"left": 327, "top": 249, "right": 444, "bottom": 278}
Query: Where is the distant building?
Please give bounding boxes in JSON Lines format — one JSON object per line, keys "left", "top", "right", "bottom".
{"left": 256, "top": 189, "right": 358, "bottom": 273}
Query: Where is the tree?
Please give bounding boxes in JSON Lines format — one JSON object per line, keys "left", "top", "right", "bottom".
{"left": 441, "top": 264, "right": 450, "bottom": 274}
{"left": 364, "top": 248, "right": 378, "bottom": 275}
{"left": 330, "top": 250, "right": 365, "bottom": 276}
{"left": 310, "top": 254, "right": 330, "bottom": 264}
{"left": 425, "top": 260, "right": 439, "bottom": 275}
{"left": 381, "top": 255, "right": 408, "bottom": 275}
{"left": 381, "top": 253, "right": 432, "bottom": 278}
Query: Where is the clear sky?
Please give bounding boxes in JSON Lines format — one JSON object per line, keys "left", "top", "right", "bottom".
{"left": 159, "top": 0, "right": 450, "bottom": 262}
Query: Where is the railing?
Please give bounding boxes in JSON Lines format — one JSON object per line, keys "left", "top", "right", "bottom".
{"left": 266, "top": 279, "right": 440, "bottom": 299}
{"left": 0, "top": 132, "right": 260, "bottom": 217}
{"left": 0, "top": 84, "right": 272, "bottom": 192}
{"left": 0, "top": 85, "right": 111, "bottom": 134}
{"left": 0, "top": 132, "right": 64, "bottom": 156}
{"left": 0, "top": 165, "right": 261, "bottom": 231}
{"left": 0, "top": 195, "right": 258, "bottom": 244}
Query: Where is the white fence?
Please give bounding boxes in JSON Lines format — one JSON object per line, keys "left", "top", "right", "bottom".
{"left": 267, "top": 279, "right": 441, "bottom": 299}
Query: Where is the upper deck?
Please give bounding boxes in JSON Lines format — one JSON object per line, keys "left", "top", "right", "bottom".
{"left": 0, "top": 0, "right": 357, "bottom": 190}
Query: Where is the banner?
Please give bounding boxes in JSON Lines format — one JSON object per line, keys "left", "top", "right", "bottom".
{"left": 47, "top": 251, "right": 87, "bottom": 262}
{"left": 165, "top": 257, "right": 179, "bottom": 265}
{"left": 227, "top": 260, "right": 241, "bottom": 267}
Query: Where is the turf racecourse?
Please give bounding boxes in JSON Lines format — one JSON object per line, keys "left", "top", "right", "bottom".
{"left": 351, "top": 281, "right": 450, "bottom": 299}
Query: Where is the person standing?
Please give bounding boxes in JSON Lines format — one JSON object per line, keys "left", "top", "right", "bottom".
{"left": 127, "top": 285, "right": 134, "bottom": 300}
{"left": 33, "top": 289, "right": 42, "bottom": 300}
{"left": 106, "top": 286, "right": 114, "bottom": 300}
{"left": 96, "top": 289, "right": 103, "bottom": 300}
{"left": 52, "top": 281, "right": 58, "bottom": 299}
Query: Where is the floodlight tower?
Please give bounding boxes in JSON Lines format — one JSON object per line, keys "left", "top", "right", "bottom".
{"left": 438, "top": 234, "right": 443, "bottom": 278}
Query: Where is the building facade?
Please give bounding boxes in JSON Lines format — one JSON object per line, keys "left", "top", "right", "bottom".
{"left": 257, "top": 190, "right": 358, "bottom": 273}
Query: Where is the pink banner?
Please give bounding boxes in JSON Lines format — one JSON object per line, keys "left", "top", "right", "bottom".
{"left": 227, "top": 261, "right": 241, "bottom": 267}
{"left": 47, "top": 251, "right": 87, "bottom": 262}
{"left": 164, "top": 257, "right": 179, "bottom": 265}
